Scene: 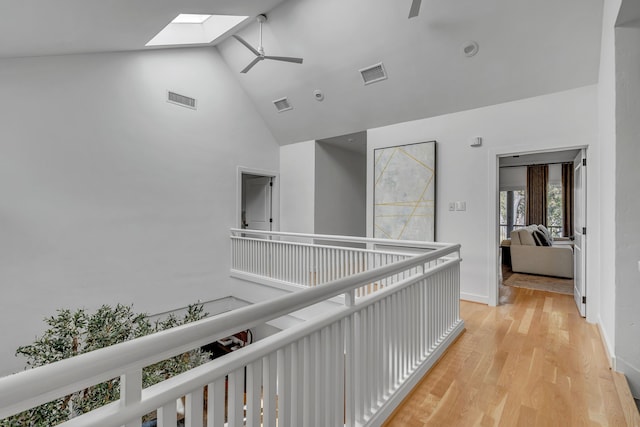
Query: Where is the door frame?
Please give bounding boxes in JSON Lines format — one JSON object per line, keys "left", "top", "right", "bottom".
{"left": 487, "top": 144, "right": 588, "bottom": 307}
{"left": 237, "top": 166, "right": 280, "bottom": 231}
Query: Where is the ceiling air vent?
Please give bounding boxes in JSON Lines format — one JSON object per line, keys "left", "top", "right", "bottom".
{"left": 273, "top": 97, "right": 293, "bottom": 113}
{"left": 167, "top": 91, "right": 197, "bottom": 110}
{"left": 359, "top": 62, "right": 388, "bottom": 85}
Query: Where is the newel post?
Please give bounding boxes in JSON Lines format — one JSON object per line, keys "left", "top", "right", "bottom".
{"left": 121, "top": 369, "right": 142, "bottom": 427}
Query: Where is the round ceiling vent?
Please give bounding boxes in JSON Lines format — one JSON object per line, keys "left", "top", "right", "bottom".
{"left": 313, "top": 89, "right": 325, "bottom": 101}
{"left": 463, "top": 41, "right": 479, "bottom": 57}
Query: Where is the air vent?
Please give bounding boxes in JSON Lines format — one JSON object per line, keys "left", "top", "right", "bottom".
{"left": 273, "top": 97, "right": 293, "bottom": 113}
{"left": 359, "top": 62, "right": 388, "bottom": 85}
{"left": 167, "top": 91, "right": 197, "bottom": 110}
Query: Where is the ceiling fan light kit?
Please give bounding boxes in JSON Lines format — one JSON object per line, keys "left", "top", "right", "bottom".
{"left": 233, "top": 14, "right": 303, "bottom": 74}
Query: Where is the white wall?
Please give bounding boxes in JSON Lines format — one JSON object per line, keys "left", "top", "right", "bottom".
{"left": 614, "top": 22, "right": 640, "bottom": 396}
{"left": 279, "top": 140, "right": 315, "bottom": 233}
{"left": 367, "top": 86, "right": 599, "bottom": 304}
{"left": 0, "top": 47, "right": 280, "bottom": 376}
{"left": 315, "top": 143, "right": 366, "bottom": 237}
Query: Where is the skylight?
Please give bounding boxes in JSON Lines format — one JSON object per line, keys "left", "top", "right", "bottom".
{"left": 171, "top": 14, "right": 212, "bottom": 25}
{"left": 146, "top": 14, "right": 249, "bottom": 47}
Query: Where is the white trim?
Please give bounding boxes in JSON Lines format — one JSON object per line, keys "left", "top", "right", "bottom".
{"left": 236, "top": 166, "right": 280, "bottom": 231}
{"left": 615, "top": 357, "right": 640, "bottom": 398}
{"left": 487, "top": 143, "right": 588, "bottom": 307}
{"left": 597, "top": 315, "right": 616, "bottom": 369}
{"left": 460, "top": 292, "right": 488, "bottom": 304}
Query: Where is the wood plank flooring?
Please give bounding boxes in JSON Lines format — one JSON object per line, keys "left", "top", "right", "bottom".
{"left": 383, "top": 286, "right": 632, "bottom": 426}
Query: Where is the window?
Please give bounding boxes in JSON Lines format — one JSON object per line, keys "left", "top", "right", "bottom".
{"left": 500, "top": 189, "right": 525, "bottom": 241}
{"left": 547, "top": 182, "right": 563, "bottom": 237}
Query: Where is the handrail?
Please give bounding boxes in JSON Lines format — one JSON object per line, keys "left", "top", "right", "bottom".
{"left": 60, "top": 257, "right": 462, "bottom": 427}
{"left": 230, "top": 228, "right": 454, "bottom": 250}
{"left": 0, "top": 242, "right": 461, "bottom": 419}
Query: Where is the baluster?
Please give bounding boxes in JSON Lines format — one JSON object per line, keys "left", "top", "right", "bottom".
{"left": 352, "top": 310, "right": 361, "bottom": 423}
{"left": 185, "top": 388, "right": 204, "bottom": 427}
{"left": 344, "top": 315, "right": 355, "bottom": 427}
{"left": 277, "top": 346, "right": 292, "bottom": 427}
{"left": 207, "top": 380, "right": 225, "bottom": 427}
{"left": 333, "top": 321, "right": 345, "bottom": 427}
{"left": 316, "top": 330, "right": 327, "bottom": 427}
{"left": 157, "top": 398, "right": 177, "bottom": 427}
{"left": 263, "top": 354, "right": 277, "bottom": 427}
{"left": 245, "top": 361, "right": 262, "bottom": 427}
{"left": 390, "top": 292, "right": 398, "bottom": 388}
{"left": 228, "top": 368, "right": 244, "bottom": 427}
{"left": 121, "top": 368, "right": 142, "bottom": 427}
{"left": 290, "top": 341, "right": 303, "bottom": 426}
{"left": 373, "top": 301, "right": 381, "bottom": 406}
{"left": 303, "top": 335, "right": 315, "bottom": 426}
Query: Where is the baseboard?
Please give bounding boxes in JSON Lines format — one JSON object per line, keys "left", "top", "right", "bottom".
{"left": 365, "top": 320, "right": 466, "bottom": 427}
{"left": 617, "top": 356, "right": 640, "bottom": 400}
{"left": 597, "top": 315, "right": 616, "bottom": 369}
{"left": 460, "top": 292, "right": 488, "bottom": 304}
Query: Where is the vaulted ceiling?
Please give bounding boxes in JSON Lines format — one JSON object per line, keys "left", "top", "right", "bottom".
{"left": 0, "top": 0, "right": 603, "bottom": 145}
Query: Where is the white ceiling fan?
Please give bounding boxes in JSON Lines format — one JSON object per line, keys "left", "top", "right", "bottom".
{"left": 409, "top": 0, "right": 422, "bottom": 18}
{"left": 233, "top": 14, "right": 303, "bottom": 74}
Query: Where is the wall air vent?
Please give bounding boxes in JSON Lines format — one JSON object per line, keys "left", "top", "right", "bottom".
{"left": 359, "top": 62, "right": 388, "bottom": 85}
{"left": 167, "top": 91, "right": 197, "bottom": 110}
{"left": 273, "top": 97, "right": 293, "bottom": 113}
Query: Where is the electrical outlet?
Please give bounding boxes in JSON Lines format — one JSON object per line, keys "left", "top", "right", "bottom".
{"left": 455, "top": 201, "right": 466, "bottom": 211}
{"left": 449, "top": 202, "right": 455, "bottom": 211}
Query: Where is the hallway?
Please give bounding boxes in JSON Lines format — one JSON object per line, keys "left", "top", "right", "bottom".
{"left": 384, "top": 286, "right": 636, "bottom": 426}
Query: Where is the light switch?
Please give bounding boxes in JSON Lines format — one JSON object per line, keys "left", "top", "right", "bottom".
{"left": 455, "top": 201, "right": 466, "bottom": 211}
{"left": 449, "top": 202, "right": 455, "bottom": 211}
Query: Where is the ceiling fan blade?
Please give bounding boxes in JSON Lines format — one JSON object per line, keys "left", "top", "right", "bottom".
{"left": 264, "top": 56, "right": 304, "bottom": 64}
{"left": 408, "top": 0, "right": 422, "bottom": 18}
{"left": 241, "top": 57, "right": 262, "bottom": 74}
{"left": 233, "top": 35, "right": 261, "bottom": 57}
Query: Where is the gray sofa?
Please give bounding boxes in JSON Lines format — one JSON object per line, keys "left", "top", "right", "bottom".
{"left": 510, "top": 225, "right": 574, "bottom": 279}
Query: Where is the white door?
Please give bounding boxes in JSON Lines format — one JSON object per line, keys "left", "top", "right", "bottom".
{"left": 244, "top": 176, "right": 272, "bottom": 231}
{"left": 573, "top": 150, "right": 587, "bottom": 317}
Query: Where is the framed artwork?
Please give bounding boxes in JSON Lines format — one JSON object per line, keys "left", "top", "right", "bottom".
{"left": 374, "top": 141, "right": 436, "bottom": 241}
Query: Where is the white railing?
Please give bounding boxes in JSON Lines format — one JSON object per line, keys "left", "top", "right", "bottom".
{"left": 230, "top": 229, "right": 454, "bottom": 297}
{"left": 0, "top": 234, "right": 463, "bottom": 427}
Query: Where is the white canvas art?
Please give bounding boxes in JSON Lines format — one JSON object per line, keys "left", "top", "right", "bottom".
{"left": 374, "top": 141, "right": 436, "bottom": 241}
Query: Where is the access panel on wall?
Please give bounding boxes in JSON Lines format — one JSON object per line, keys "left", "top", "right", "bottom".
{"left": 374, "top": 141, "right": 436, "bottom": 241}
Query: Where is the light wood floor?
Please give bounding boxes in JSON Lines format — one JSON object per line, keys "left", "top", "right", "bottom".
{"left": 384, "top": 285, "right": 634, "bottom": 426}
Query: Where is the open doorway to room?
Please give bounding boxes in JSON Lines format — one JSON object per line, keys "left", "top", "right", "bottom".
{"left": 237, "top": 167, "right": 279, "bottom": 231}
{"left": 495, "top": 148, "right": 587, "bottom": 316}
{"left": 314, "top": 131, "right": 367, "bottom": 237}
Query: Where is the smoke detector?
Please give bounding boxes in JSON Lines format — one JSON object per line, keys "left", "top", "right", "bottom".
{"left": 463, "top": 41, "right": 479, "bottom": 57}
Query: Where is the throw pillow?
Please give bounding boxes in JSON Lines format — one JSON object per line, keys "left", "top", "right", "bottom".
{"left": 538, "top": 224, "right": 553, "bottom": 242}
{"left": 532, "top": 230, "right": 551, "bottom": 246}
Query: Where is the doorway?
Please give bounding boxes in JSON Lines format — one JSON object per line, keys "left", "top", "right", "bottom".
{"left": 237, "top": 167, "right": 279, "bottom": 231}
{"left": 489, "top": 146, "right": 588, "bottom": 317}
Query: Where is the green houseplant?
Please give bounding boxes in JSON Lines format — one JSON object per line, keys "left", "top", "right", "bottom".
{"left": 0, "top": 303, "right": 211, "bottom": 427}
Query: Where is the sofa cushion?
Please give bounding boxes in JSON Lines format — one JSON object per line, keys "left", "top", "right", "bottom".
{"left": 517, "top": 228, "right": 537, "bottom": 246}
